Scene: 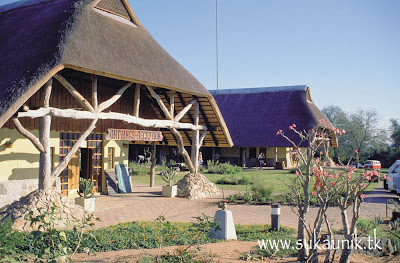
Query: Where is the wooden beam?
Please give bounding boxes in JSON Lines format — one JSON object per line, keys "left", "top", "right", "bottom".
{"left": 12, "top": 118, "right": 44, "bottom": 153}
{"left": 174, "top": 99, "right": 196, "bottom": 122}
{"left": 150, "top": 142, "right": 156, "bottom": 187}
{"left": 18, "top": 107, "right": 207, "bottom": 131}
{"left": 91, "top": 75, "right": 98, "bottom": 112}
{"left": 170, "top": 127, "right": 195, "bottom": 173}
{"left": 133, "top": 83, "right": 141, "bottom": 117}
{"left": 98, "top": 82, "right": 132, "bottom": 112}
{"left": 54, "top": 73, "right": 95, "bottom": 113}
{"left": 50, "top": 119, "right": 98, "bottom": 185}
{"left": 194, "top": 96, "right": 219, "bottom": 146}
{"left": 146, "top": 86, "right": 173, "bottom": 120}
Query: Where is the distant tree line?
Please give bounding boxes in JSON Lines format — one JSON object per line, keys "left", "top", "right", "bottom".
{"left": 322, "top": 105, "right": 399, "bottom": 167}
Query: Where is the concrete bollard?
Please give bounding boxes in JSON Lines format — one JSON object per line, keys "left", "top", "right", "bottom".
{"left": 210, "top": 201, "right": 237, "bottom": 240}
{"left": 271, "top": 203, "right": 280, "bottom": 231}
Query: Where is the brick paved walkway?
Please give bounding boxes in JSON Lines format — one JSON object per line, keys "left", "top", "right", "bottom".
{"left": 92, "top": 181, "right": 397, "bottom": 230}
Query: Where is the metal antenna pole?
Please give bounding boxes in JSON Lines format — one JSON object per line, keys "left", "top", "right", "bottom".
{"left": 216, "top": 0, "right": 219, "bottom": 90}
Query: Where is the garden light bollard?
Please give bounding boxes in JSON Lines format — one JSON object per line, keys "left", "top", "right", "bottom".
{"left": 271, "top": 204, "right": 280, "bottom": 231}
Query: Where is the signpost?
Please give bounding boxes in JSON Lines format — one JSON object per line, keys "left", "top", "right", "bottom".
{"left": 105, "top": 129, "right": 163, "bottom": 142}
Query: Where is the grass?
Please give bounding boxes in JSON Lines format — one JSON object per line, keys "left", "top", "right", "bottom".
{"left": 130, "top": 165, "right": 379, "bottom": 195}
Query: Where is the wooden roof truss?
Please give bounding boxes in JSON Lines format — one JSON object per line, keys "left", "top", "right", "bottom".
{"left": 13, "top": 72, "right": 211, "bottom": 191}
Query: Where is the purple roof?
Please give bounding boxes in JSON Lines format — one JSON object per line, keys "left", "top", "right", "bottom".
{"left": 210, "top": 86, "right": 336, "bottom": 147}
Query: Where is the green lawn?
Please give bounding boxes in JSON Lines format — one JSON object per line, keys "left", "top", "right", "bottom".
{"left": 130, "top": 165, "right": 378, "bottom": 195}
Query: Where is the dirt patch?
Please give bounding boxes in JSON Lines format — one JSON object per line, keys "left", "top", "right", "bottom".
{"left": 72, "top": 241, "right": 399, "bottom": 263}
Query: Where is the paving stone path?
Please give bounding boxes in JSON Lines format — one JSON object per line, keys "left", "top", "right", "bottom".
{"left": 92, "top": 181, "right": 398, "bottom": 230}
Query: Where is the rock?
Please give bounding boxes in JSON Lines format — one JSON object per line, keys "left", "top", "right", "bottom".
{"left": 177, "top": 173, "right": 219, "bottom": 199}
{"left": 0, "top": 187, "right": 87, "bottom": 231}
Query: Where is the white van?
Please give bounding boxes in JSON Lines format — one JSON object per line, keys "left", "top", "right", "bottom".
{"left": 385, "top": 160, "right": 400, "bottom": 194}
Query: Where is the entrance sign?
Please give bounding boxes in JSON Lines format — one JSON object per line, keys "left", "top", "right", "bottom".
{"left": 106, "top": 128, "right": 163, "bottom": 141}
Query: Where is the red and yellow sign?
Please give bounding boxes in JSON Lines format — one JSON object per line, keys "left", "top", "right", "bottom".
{"left": 106, "top": 129, "right": 163, "bottom": 141}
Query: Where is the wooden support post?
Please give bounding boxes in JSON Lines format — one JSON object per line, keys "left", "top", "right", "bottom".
{"left": 150, "top": 142, "right": 156, "bottom": 187}
{"left": 133, "top": 83, "right": 141, "bottom": 117}
{"left": 170, "top": 127, "right": 195, "bottom": 173}
{"left": 91, "top": 75, "right": 98, "bottom": 112}
{"left": 242, "top": 147, "right": 246, "bottom": 168}
{"left": 274, "top": 147, "right": 278, "bottom": 169}
{"left": 191, "top": 102, "right": 200, "bottom": 173}
{"left": 39, "top": 78, "right": 52, "bottom": 189}
{"left": 170, "top": 91, "right": 175, "bottom": 118}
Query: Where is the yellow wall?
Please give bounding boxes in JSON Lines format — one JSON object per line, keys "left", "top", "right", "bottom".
{"left": 103, "top": 140, "right": 129, "bottom": 171}
{"left": 0, "top": 128, "right": 60, "bottom": 181}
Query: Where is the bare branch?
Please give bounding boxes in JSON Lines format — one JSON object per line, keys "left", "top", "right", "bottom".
{"left": 54, "top": 73, "right": 95, "bottom": 113}
{"left": 13, "top": 118, "right": 45, "bottom": 153}
{"left": 49, "top": 119, "right": 98, "bottom": 185}
{"left": 170, "top": 127, "right": 195, "bottom": 173}
{"left": 18, "top": 107, "right": 207, "bottom": 131}
{"left": 98, "top": 82, "right": 132, "bottom": 112}
{"left": 146, "top": 85, "right": 173, "bottom": 120}
{"left": 174, "top": 99, "right": 196, "bottom": 122}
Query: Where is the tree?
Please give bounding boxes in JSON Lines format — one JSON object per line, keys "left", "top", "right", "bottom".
{"left": 322, "top": 106, "right": 388, "bottom": 163}
{"left": 390, "top": 119, "right": 400, "bottom": 148}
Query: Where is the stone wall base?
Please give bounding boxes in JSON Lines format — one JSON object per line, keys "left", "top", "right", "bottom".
{"left": 0, "top": 179, "right": 38, "bottom": 208}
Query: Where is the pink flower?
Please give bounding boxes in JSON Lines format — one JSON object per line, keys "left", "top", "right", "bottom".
{"left": 332, "top": 174, "right": 338, "bottom": 179}
{"left": 320, "top": 151, "right": 323, "bottom": 155}
{"left": 289, "top": 125, "right": 293, "bottom": 130}
{"left": 312, "top": 192, "right": 317, "bottom": 196}
{"left": 342, "top": 129, "right": 346, "bottom": 134}
{"left": 323, "top": 162, "right": 327, "bottom": 166}
{"left": 295, "top": 171, "right": 300, "bottom": 176}
{"left": 354, "top": 150, "right": 358, "bottom": 154}
{"left": 360, "top": 194, "right": 366, "bottom": 200}
{"left": 292, "top": 124, "right": 296, "bottom": 128}
{"left": 276, "top": 129, "right": 283, "bottom": 135}
{"left": 329, "top": 181, "right": 335, "bottom": 187}
{"left": 360, "top": 183, "right": 366, "bottom": 189}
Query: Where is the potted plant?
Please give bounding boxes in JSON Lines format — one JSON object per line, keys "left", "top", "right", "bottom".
{"left": 160, "top": 161, "right": 178, "bottom": 197}
{"left": 75, "top": 177, "right": 95, "bottom": 211}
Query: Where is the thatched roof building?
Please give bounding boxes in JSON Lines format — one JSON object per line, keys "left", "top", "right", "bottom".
{"left": 0, "top": 0, "right": 232, "bottom": 147}
{"left": 210, "top": 86, "right": 337, "bottom": 148}
{"left": 0, "top": 0, "right": 231, "bottom": 205}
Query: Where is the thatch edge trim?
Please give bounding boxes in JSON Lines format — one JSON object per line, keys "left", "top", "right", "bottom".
{"left": 208, "top": 96, "right": 233, "bottom": 147}
{"left": 0, "top": 65, "right": 65, "bottom": 129}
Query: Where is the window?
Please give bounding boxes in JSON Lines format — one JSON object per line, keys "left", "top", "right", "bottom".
{"left": 50, "top": 147, "right": 55, "bottom": 171}
{"left": 108, "top": 147, "right": 115, "bottom": 169}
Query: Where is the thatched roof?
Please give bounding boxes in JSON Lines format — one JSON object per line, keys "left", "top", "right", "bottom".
{"left": 0, "top": 0, "right": 222, "bottom": 132}
{"left": 210, "top": 86, "right": 338, "bottom": 148}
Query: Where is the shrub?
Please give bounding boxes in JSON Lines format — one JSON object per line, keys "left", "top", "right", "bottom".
{"left": 215, "top": 174, "right": 251, "bottom": 185}
{"left": 206, "top": 160, "right": 241, "bottom": 175}
{"left": 251, "top": 183, "right": 273, "bottom": 202}
{"left": 129, "top": 162, "right": 150, "bottom": 175}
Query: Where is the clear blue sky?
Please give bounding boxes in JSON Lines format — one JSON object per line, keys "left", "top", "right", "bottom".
{"left": 2, "top": 0, "right": 399, "bottom": 127}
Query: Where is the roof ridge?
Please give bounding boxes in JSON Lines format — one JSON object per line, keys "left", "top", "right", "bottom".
{"left": 209, "top": 85, "right": 308, "bottom": 95}
{"left": 0, "top": 0, "right": 60, "bottom": 13}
